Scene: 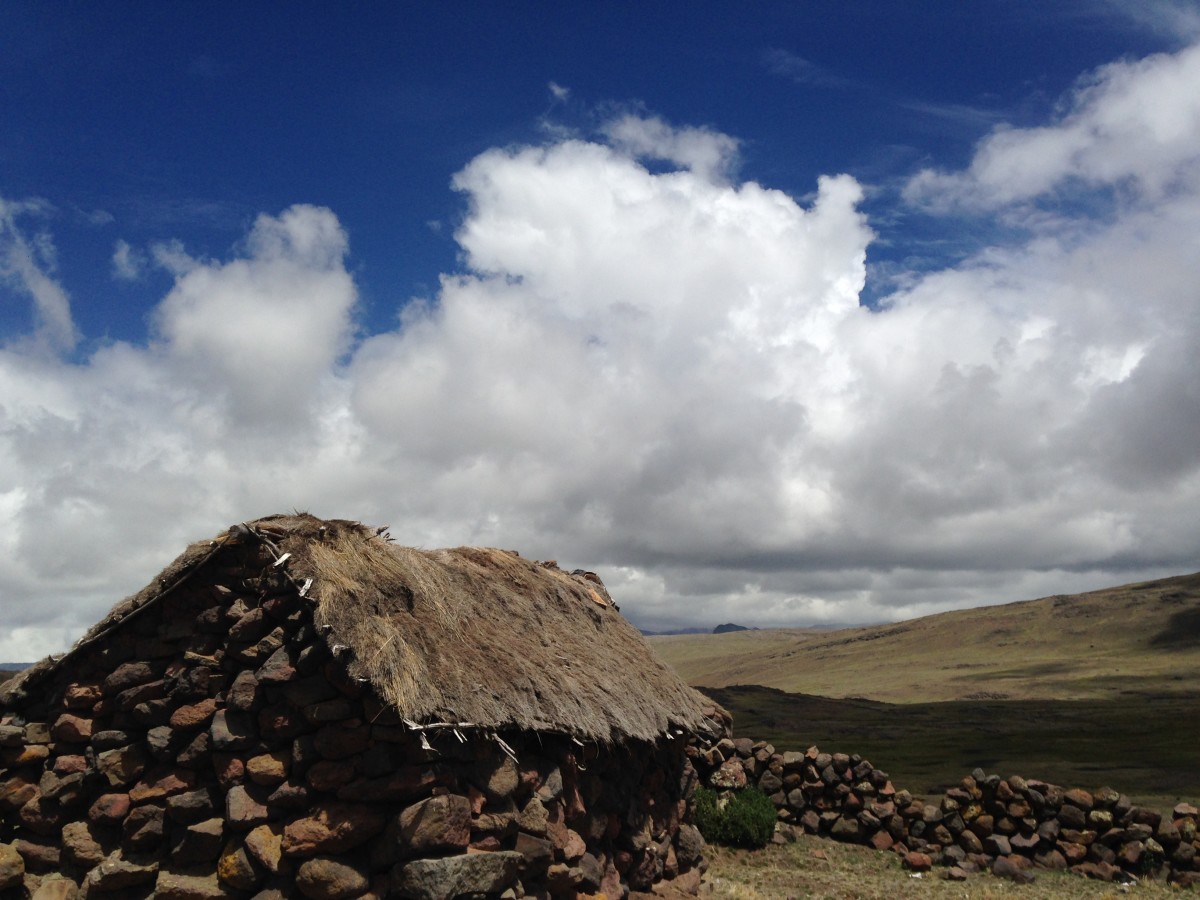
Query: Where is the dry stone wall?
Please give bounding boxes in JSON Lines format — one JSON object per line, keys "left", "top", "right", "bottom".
{"left": 0, "top": 541, "right": 713, "bottom": 900}
{"left": 691, "top": 737, "right": 1200, "bottom": 888}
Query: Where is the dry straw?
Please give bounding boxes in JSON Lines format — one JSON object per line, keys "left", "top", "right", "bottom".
{"left": 4, "top": 514, "right": 719, "bottom": 744}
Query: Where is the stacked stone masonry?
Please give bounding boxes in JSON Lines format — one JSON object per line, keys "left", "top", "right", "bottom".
{"left": 691, "top": 737, "right": 1200, "bottom": 889}
{"left": 0, "top": 541, "right": 713, "bottom": 899}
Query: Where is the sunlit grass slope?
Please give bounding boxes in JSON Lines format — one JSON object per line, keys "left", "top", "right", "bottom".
{"left": 648, "top": 571, "right": 1200, "bottom": 702}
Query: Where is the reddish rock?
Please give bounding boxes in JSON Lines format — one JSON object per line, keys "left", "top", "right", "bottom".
{"left": 88, "top": 792, "right": 132, "bottom": 825}
{"left": 282, "top": 803, "right": 387, "bottom": 857}
{"left": 869, "top": 829, "right": 895, "bottom": 851}
{"left": 396, "top": 794, "right": 472, "bottom": 857}
{"left": 1072, "top": 860, "right": 1118, "bottom": 882}
{"left": 51, "top": 714, "right": 93, "bottom": 743}
{"left": 993, "top": 855, "right": 1035, "bottom": 884}
{"left": 129, "top": 768, "right": 196, "bottom": 803}
{"left": 51, "top": 755, "right": 87, "bottom": 775}
{"left": 63, "top": 682, "right": 102, "bottom": 709}
{"left": 902, "top": 852, "right": 932, "bottom": 872}
{"left": 0, "top": 777, "right": 37, "bottom": 812}
{"left": 212, "top": 753, "right": 245, "bottom": 790}
{"left": 170, "top": 698, "right": 218, "bottom": 730}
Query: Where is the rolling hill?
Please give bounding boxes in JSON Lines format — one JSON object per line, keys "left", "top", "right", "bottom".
{"left": 648, "top": 571, "right": 1200, "bottom": 702}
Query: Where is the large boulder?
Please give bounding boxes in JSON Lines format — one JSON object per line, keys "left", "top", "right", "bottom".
{"left": 392, "top": 852, "right": 521, "bottom": 900}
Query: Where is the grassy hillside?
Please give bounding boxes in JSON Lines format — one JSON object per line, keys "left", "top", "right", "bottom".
{"left": 649, "top": 571, "right": 1200, "bottom": 702}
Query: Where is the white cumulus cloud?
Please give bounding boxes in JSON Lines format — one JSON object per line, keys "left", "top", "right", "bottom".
{"left": 3, "top": 41, "right": 1200, "bottom": 657}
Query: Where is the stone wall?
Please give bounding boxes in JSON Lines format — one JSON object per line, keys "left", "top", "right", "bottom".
{"left": 692, "top": 737, "right": 1200, "bottom": 888}
{"left": 0, "top": 540, "right": 713, "bottom": 899}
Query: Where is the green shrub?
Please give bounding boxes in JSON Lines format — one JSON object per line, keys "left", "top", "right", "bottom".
{"left": 693, "top": 786, "right": 776, "bottom": 849}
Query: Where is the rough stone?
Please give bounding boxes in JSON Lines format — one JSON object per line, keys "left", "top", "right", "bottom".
{"left": 336, "top": 767, "right": 442, "bottom": 803}
{"left": 396, "top": 794, "right": 472, "bottom": 857}
{"left": 154, "top": 870, "right": 231, "bottom": 900}
{"left": 993, "top": 855, "right": 1036, "bottom": 884}
{"left": 103, "top": 661, "right": 157, "bottom": 696}
{"left": 60, "top": 821, "right": 106, "bottom": 868}
{"left": 226, "top": 784, "right": 271, "bottom": 829}
{"left": 0, "top": 842, "right": 25, "bottom": 890}
{"left": 282, "top": 803, "right": 387, "bottom": 857}
{"left": 129, "top": 767, "right": 196, "bottom": 803}
{"left": 246, "top": 751, "right": 290, "bottom": 786}
{"left": 85, "top": 851, "right": 159, "bottom": 891}
{"left": 710, "top": 758, "right": 747, "bottom": 790}
{"left": 171, "top": 698, "right": 219, "bottom": 730}
{"left": 124, "top": 803, "right": 166, "bottom": 850}
{"left": 96, "top": 745, "right": 149, "bottom": 788}
{"left": 515, "top": 832, "right": 554, "bottom": 874}
{"left": 227, "top": 670, "right": 263, "bottom": 711}
{"left": 467, "top": 755, "right": 518, "bottom": 804}
{"left": 295, "top": 857, "right": 370, "bottom": 900}
{"left": 210, "top": 710, "right": 256, "bottom": 751}
{"left": 171, "top": 818, "right": 225, "bottom": 864}
{"left": 902, "top": 852, "right": 932, "bottom": 872}
{"left": 392, "top": 852, "right": 522, "bottom": 900}
{"left": 517, "top": 797, "right": 549, "bottom": 836}
{"left": 218, "top": 841, "right": 262, "bottom": 891}
{"left": 168, "top": 787, "right": 220, "bottom": 824}
{"left": 51, "top": 714, "right": 93, "bottom": 743}
{"left": 244, "top": 823, "right": 284, "bottom": 874}
{"left": 313, "top": 722, "right": 371, "bottom": 760}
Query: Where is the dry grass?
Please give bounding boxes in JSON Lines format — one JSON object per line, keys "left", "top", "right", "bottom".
{"left": 702, "top": 833, "right": 1180, "bottom": 899}
{"left": 4, "top": 513, "right": 722, "bottom": 745}
{"left": 649, "top": 572, "right": 1200, "bottom": 703}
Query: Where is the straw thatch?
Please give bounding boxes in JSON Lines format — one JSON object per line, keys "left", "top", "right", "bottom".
{"left": 4, "top": 514, "right": 719, "bottom": 744}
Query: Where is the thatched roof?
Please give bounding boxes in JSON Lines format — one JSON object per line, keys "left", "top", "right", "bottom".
{"left": 3, "top": 514, "right": 720, "bottom": 744}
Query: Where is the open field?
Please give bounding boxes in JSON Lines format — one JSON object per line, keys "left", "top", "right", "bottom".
{"left": 700, "top": 683, "right": 1200, "bottom": 810}
{"left": 649, "top": 571, "right": 1200, "bottom": 703}
{"left": 702, "top": 833, "right": 1182, "bottom": 899}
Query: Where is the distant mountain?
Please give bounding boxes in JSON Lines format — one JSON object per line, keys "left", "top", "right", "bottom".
{"left": 0, "top": 663, "right": 31, "bottom": 671}
{"left": 713, "top": 623, "right": 750, "bottom": 634}
{"left": 638, "top": 627, "right": 709, "bottom": 637}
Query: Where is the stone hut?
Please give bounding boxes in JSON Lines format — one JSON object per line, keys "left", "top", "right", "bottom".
{"left": 0, "top": 514, "right": 726, "bottom": 899}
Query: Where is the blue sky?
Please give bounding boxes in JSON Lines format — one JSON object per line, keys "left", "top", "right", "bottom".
{"left": 3, "top": 2, "right": 1200, "bottom": 654}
